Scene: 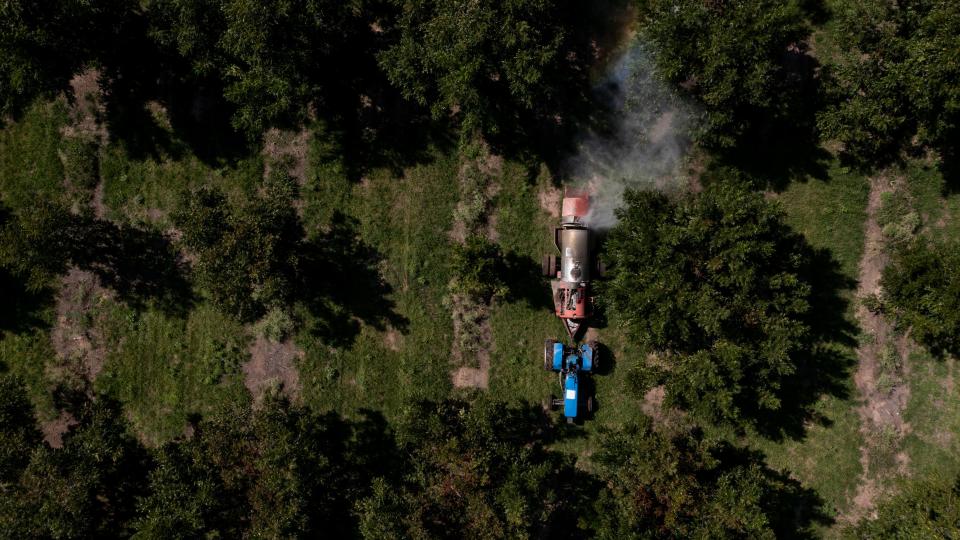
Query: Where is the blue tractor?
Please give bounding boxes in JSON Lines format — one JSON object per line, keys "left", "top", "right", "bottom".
{"left": 544, "top": 339, "right": 599, "bottom": 423}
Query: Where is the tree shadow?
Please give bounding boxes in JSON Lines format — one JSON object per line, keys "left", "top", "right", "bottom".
{"left": 712, "top": 42, "right": 832, "bottom": 192}
{"left": 299, "top": 211, "right": 409, "bottom": 347}
{"left": 715, "top": 444, "right": 834, "bottom": 538}
{"left": 752, "top": 245, "right": 859, "bottom": 441}
{"left": 500, "top": 251, "right": 554, "bottom": 310}
{"left": 0, "top": 268, "right": 53, "bottom": 334}
{"left": 72, "top": 217, "right": 194, "bottom": 317}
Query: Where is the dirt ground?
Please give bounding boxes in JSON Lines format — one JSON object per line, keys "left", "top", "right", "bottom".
{"left": 263, "top": 128, "right": 311, "bottom": 185}
{"left": 51, "top": 268, "right": 110, "bottom": 381}
{"left": 244, "top": 336, "right": 304, "bottom": 403}
{"left": 844, "top": 174, "right": 912, "bottom": 523}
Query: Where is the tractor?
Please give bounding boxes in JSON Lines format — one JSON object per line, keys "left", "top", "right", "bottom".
{"left": 542, "top": 189, "right": 603, "bottom": 341}
{"left": 544, "top": 339, "right": 598, "bottom": 423}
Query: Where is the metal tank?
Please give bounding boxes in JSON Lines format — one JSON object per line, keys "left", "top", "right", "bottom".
{"left": 557, "top": 227, "right": 590, "bottom": 284}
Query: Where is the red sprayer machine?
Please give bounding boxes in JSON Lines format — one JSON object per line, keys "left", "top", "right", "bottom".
{"left": 542, "top": 189, "right": 602, "bottom": 340}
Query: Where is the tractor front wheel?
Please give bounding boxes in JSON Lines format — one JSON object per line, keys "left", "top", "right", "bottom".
{"left": 588, "top": 340, "right": 600, "bottom": 370}
{"left": 542, "top": 255, "right": 554, "bottom": 277}
{"left": 544, "top": 339, "right": 556, "bottom": 371}
{"left": 546, "top": 395, "right": 557, "bottom": 411}
{"left": 586, "top": 396, "right": 594, "bottom": 413}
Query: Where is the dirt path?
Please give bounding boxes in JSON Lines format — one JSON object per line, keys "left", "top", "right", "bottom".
{"left": 449, "top": 142, "right": 501, "bottom": 390}
{"left": 244, "top": 336, "right": 303, "bottom": 403}
{"left": 844, "top": 174, "right": 911, "bottom": 523}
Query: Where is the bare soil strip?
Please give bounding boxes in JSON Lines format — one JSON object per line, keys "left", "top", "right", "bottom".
{"left": 244, "top": 335, "right": 304, "bottom": 403}
{"left": 450, "top": 143, "right": 501, "bottom": 389}
{"left": 844, "top": 174, "right": 911, "bottom": 523}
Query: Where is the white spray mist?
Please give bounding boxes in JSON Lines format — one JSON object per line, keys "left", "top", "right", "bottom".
{"left": 565, "top": 41, "right": 696, "bottom": 229}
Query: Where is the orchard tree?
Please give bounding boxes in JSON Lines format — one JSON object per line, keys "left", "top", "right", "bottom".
{"left": 356, "top": 399, "right": 581, "bottom": 538}
{"left": 0, "top": 375, "right": 42, "bottom": 484}
{"left": 635, "top": 0, "right": 813, "bottom": 148}
{"left": 135, "top": 395, "right": 393, "bottom": 537}
{"left": 602, "top": 183, "right": 814, "bottom": 428}
{"left": 819, "top": 0, "right": 960, "bottom": 165}
{"left": 150, "top": 0, "right": 381, "bottom": 138}
{"left": 0, "top": 395, "right": 149, "bottom": 538}
{"left": 589, "top": 416, "right": 824, "bottom": 538}
{"left": 881, "top": 239, "right": 960, "bottom": 358}
{"left": 0, "top": 199, "right": 79, "bottom": 291}
{"left": 173, "top": 170, "right": 300, "bottom": 321}
{"left": 379, "top": 0, "right": 590, "bottom": 141}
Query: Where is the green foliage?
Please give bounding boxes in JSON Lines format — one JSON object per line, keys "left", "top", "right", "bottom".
{"left": 819, "top": 0, "right": 960, "bottom": 164}
{"left": 450, "top": 235, "right": 508, "bottom": 302}
{"left": 0, "top": 375, "right": 42, "bottom": 484}
{"left": 173, "top": 173, "right": 300, "bottom": 321}
{"left": 877, "top": 190, "right": 920, "bottom": 248}
{"left": 253, "top": 307, "right": 296, "bottom": 342}
{"left": 150, "top": 0, "right": 377, "bottom": 138}
{"left": 356, "top": 399, "right": 580, "bottom": 538}
{"left": 135, "top": 395, "right": 395, "bottom": 538}
{"left": 844, "top": 476, "right": 960, "bottom": 538}
{"left": 380, "top": 0, "right": 587, "bottom": 138}
{"left": 0, "top": 199, "right": 78, "bottom": 291}
{"left": 590, "top": 416, "right": 823, "bottom": 538}
{"left": 635, "top": 0, "right": 811, "bottom": 148}
{"left": 0, "top": 1, "right": 84, "bottom": 118}
{"left": 60, "top": 135, "right": 100, "bottom": 192}
{"left": 0, "top": 395, "right": 148, "bottom": 539}
{"left": 603, "top": 183, "right": 813, "bottom": 427}
{"left": 881, "top": 239, "right": 960, "bottom": 358}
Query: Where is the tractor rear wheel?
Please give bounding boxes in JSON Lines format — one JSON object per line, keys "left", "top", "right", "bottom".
{"left": 588, "top": 340, "right": 600, "bottom": 370}
{"left": 542, "top": 255, "right": 553, "bottom": 277}
{"left": 544, "top": 339, "right": 556, "bottom": 371}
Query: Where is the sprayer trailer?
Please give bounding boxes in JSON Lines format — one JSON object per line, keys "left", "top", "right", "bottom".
{"left": 542, "top": 189, "right": 603, "bottom": 340}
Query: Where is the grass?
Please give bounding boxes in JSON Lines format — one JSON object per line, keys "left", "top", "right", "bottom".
{"left": 296, "top": 147, "right": 459, "bottom": 418}
{"left": 754, "top": 157, "right": 871, "bottom": 522}
{"left": 95, "top": 301, "right": 250, "bottom": 443}
{"left": 0, "top": 99, "right": 69, "bottom": 208}
{"left": 99, "top": 143, "right": 263, "bottom": 227}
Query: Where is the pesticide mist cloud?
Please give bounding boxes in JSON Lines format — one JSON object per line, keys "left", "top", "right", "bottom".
{"left": 565, "top": 41, "right": 696, "bottom": 229}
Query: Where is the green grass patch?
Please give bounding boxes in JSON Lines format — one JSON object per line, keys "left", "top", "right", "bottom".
{"left": 99, "top": 144, "right": 263, "bottom": 226}
{"left": 95, "top": 301, "right": 250, "bottom": 444}
{"left": 753, "top": 157, "right": 871, "bottom": 520}
{"left": 296, "top": 151, "right": 459, "bottom": 418}
{"left": 0, "top": 99, "right": 69, "bottom": 208}
{"left": 901, "top": 351, "right": 960, "bottom": 485}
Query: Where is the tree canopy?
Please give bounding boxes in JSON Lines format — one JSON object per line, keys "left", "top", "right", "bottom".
{"left": 590, "top": 416, "right": 824, "bottom": 538}
{"left": 881, "top": 239, "right": 960, "bottom": 359}
{"left": 356, "top": 398, "right": 583, "bottom": 538}
{"left": 379, "top": 0, "right": 590, "bottom": 143}
{"left": 819, "top": 0, "right": 960, "bottom": 166}
{"left": 602, "top": 182, "right": 814, "bottom": 428}
{"left": 635, "top": 0, "right": 812, "bottom": 149}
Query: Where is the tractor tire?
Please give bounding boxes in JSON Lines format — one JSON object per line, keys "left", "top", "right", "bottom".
{"left": 547, "top": 395, "right": 557, "bottom": 411}
{"left": 542, "top": 255, "right": 553, "bottom": 277}
{"left": 589, "top": 340, "right": 600, "bottom": 370}
{"left": 544, "top": 339, "right": 556, "bottom": 371}
{"left": 586, "top": 396, "right": 594, "bottom": 413}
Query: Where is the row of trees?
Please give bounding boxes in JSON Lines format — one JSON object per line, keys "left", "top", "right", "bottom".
{"left": 0, "top": 374, "right": 824, "bottom": 538}
{"left": 5, "top": 0, "right": 956, "bottom": 171}
{"left": 1, "top": 0, "right": 596, "bottom": 158}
